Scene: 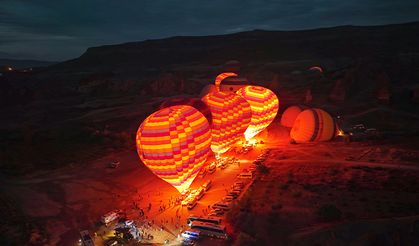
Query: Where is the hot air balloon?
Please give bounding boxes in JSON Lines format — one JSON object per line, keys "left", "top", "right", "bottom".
{"left": 309, "top": 66, "right": 324, "bottom": 73}
{"left": 136, "top": 105, "right": 212, "bottom": 193}
{"left": 290, "top": 108, "right": 336, "bottom": 143}
{"left": 158, "top": 96, "right": 212, "bottom": 124}
{"left": 202, "top": 91, "right": 251, "bottom": 154}
{"left": 199, "top": 84, "right": 217, "bottom": 98}
{"left": 236, "top": 86, "right": 279, "bottom": 140}
{"left": 214, "top": 72, "right": 237, "bottom": 91}
{"left": 280, "top": 105, "right": 307, "bottom": 128}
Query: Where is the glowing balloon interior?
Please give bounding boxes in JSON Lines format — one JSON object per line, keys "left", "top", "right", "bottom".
{"left": 202, "top": 91, "right": 251, "bottom": 154}
{"left": 136, "top": 105, "right": 212, "bottom": 193}
{"left": 237, "top": 86, "right": 279, "bottom": 140}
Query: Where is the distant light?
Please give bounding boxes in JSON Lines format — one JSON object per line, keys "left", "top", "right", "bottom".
{"left": 7, "top": 67, "right": 13, "bottom": 71}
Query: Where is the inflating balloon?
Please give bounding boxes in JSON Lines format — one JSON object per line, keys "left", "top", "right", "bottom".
{"left": 158, "top": 96, "right": 212, "bottom": 124}
{"left": 237, "top": 86, "right": 279, "bottom": 140}
{"left": 136, "top": 105, "right": 212, "bottom": 193}
{"left": 280, "top": 105, "right": 307, "bottom": 128}
{"left": 199, "top": 84, "right": 217, "bottom": 98}
{"left": 290, "top": 108, "right": 336, "bottom": 143}
{"left": 202, "top": 91, "right": 251, "bottom": 154}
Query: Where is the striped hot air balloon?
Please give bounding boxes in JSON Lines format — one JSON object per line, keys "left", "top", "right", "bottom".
{"left": 202, "top": 91, "right": 251, "bottom": 154}
{"left": 214, "top": 72, "right": 237, "bottom": 91}
{"left": 136, "top": 105, "right": 212, "bottom": 193}
{"left": 158, "top": 96, "right": 212, "bottom": 124}
{"left": 290, "top": 108, "right": 336, "bottom": 143}
{"left": 237, "top": 86, "right": 279, "bottom": 140}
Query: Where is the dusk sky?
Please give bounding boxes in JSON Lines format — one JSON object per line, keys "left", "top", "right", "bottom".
{"left": 1, "top": 0, "right": 419, "bottom": 61}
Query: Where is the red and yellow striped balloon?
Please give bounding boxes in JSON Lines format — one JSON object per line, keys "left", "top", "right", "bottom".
{"left": 237, "top": 86, "right": 279, "bottom": 140}
{"left": 158, "top": 96, "right": 212, "bottom": 124}
{"left": 202, "top": 91, "right": 251, "bottom": 154}
{"left": 214, "top": 72, "right": 237, "bottom": 91}
{"left": 136, "top": 105, "right": 212, "bottom": 193}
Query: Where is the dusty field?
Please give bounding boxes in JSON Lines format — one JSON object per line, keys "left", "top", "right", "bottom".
{"left": 226, "top": 139, "right": 419, "bottom": 245}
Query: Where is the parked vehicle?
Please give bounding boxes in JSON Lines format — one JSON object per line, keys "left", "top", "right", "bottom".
{"left": 212, "top": 202, "right": 230, "bottom": 211}
{"left": 187, "top": 198, "right": 197, "bottom": 210}
{"left": 224, "top": 195, "right": 234, "bottom": 202}
{"left": 101, "top": 210, "right": 122, "bottom": 225}
{"left": 187, "top": 215, "right": 221, "bottom": 225}
{"left": 208, "top": 163, "right": 216, "bottom": 174}
{"left": 202, "top": 180, "right": 212, "bottom": 191}
{"left": 79, "top": 230, "right": 95, "bottom": 246}
{"left": 190, "top": 221, "right": 228, "bottom": 239}
{"left": 181, "top": 229, "right": 201, "bottom": 240}
{"left": 238, "top": 172, "right": 253, "bottom": 179}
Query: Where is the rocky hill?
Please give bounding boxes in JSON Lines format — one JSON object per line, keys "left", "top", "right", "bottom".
{"left": 1, "top": 21, "right": 419, "bottom": 175}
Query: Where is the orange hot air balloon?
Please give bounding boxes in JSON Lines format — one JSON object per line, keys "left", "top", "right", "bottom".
{"left": 290, "top": 108, "right": 336, "bottom": 143}
{"left": 158, "top": 96, "right": 212, "bottom": 124}
{"left": 214, "top": 72, "right": 237, "bottom": 91}
{"left": 280, "top": 105, "right": 307, "bottom": 128}
{"left": 237, "top": 86, "right": 279, "bottom": 140}
{"left": 136, "top": 105, "right": 212, "bottom": 193}
{"left": 202, "top": 91, "right": 251, "bottom": 154}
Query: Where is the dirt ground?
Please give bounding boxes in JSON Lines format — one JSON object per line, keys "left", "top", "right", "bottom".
{"left": 1, "top": 124, "right": 419, "bottom": 245}
{"left": 226, "top": 137, "right": 419, "bottom": 245}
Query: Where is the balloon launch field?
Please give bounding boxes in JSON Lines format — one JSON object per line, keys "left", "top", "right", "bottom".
{"left": 1, "top": 127, "right": 419, "bottom": 245}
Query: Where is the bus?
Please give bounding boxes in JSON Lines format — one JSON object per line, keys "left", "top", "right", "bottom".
{"left": 190, "top": 221, "right": 228, "bottom": 239}
{"left": 187, "top": 215, "right": 222, "bottom": 226}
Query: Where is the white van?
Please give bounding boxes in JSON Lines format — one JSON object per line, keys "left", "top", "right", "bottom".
{"left": 101, "top": 209, "right": 122, "bottom": 225}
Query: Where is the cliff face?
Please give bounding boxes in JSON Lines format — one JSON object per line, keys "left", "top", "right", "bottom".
{"left": 50, "top": 22, "right": 419, "bottom": 74}
{"left": 2, "top": 22, "right": 419, "bottom": 104}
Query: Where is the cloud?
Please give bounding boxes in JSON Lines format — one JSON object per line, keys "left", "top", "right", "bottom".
{"left": 0, "top": 0, "right": 418, "bottom": 60}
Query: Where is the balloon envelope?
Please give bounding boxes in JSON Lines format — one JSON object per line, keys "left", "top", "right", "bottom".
{"left": 280, "top": 105, "right": 307, "bottom": 128}
{"left": 202, "top": 91, "right": 251, "bottom": 154}
{"left": 237, "top": 86, "right": 279, "bottom": 140}
{"left": 158, "top": 96, "right": 212, "bottom": 124}
{"left": 199, "top": 84, "right": 217, "bottom": 98}
{"left": 290, "top": 108, "right": 336, "bottom": 143}
{"left": 214, "top": 72, "right": 237, "bottom": 91}
{"left": 136, "top": 105, "right": 212, "bottom": 193}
